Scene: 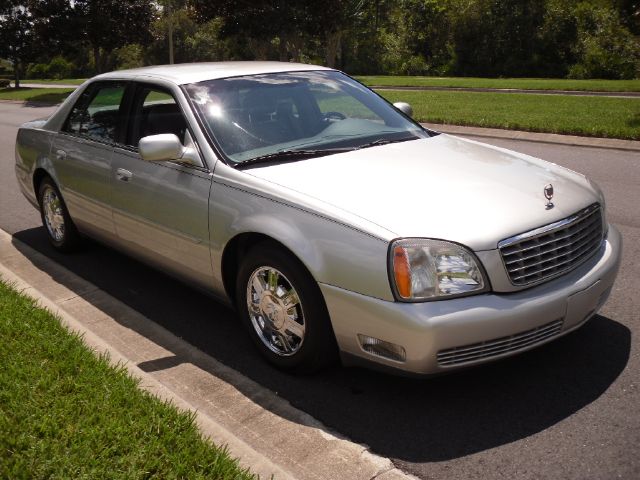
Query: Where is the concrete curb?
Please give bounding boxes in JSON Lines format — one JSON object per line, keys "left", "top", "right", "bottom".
{"left": 0, "top": 230, "right": 415, "bottom": 480}
{"left": 422, "top": 123, "right": 640, "bottom": 152}
{"left": 373, "top": 85, "right": 640, "bottom": 98}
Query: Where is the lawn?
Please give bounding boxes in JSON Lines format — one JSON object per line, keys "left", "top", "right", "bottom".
{"left": 357, "top": 76, "right": 640, "bottom": 92}
{"left": 0, "top": 280, "right": 256, "bottom": 480}
{"left": 379, "top": 90, "right": 640, "bottom": 140}
{"left": 0, "top": 87, "right": 74, "bottom": 104}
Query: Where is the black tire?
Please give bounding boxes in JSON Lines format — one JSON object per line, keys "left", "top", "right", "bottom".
{"left": 37, "top": 176, "right": 82, "bottom": 252}
{"left": 236, "top": 243, "right": 338, "bottom": 373}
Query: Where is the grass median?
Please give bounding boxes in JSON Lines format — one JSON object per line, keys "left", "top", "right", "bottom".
{"left": 380, "top": 90, "right": 640, "bottom": 140}
{"left": 0, "top": 280, "right": 256, "bottom": 479}
{"left": 357, "top": 76, "right": 640, "bottom": 92}
{"left": 0, "top": 87, "right": 74, "bottom": 104}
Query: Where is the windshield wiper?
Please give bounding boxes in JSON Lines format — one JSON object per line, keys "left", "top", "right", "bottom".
{"left": 235, "top": 136, "right": 420, "bottom": 169}
{"left": 235, "top": 148, "right": 351, "bottom": 169}
{"left": 355, "top": 136, "right": 419, "bottom": 150}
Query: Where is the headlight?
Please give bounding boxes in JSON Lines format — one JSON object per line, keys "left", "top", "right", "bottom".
{"left": 389, "top": 239, "right": 487, "bottom": 301}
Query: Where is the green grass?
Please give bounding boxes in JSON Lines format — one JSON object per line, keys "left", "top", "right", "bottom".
{"left": 0, "top": 280, "right": 256, "bottom": 480}
{"left": 379, "top": 90, "right": 640, "bottom": 140}
{"left": 357, "top": 76, "right": 640, "bottom": 92}
{"left": 23, "top": 78, "right": 87, "bottom": 85}
{"left": 0, "top": 87, "right": 74, "bottom": 104}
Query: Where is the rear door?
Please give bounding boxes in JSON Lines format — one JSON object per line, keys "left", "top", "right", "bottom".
{"left": 110, "top": 83, "right": 214, "bottom": 289}
{"left": 52, "top": 81, "right": 129, "bottom": 240}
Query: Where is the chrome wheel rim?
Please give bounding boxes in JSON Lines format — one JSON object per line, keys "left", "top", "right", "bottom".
{"left": 42, "top": 186, "right": 65, "bottom": 242}
{"left": 246, "top": 266, "right": 305, "bottom": 357}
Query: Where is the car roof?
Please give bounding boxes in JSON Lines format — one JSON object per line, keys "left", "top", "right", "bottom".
{"left": 93, "top": 61, "right": 333, "bottom": 85}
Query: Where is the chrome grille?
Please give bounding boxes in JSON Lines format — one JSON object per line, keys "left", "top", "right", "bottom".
{"left": 437, "top": 319, "right": 563, "bottom": 367}
{"left": 499, "top": 204, "right": 603, "bottom": 286}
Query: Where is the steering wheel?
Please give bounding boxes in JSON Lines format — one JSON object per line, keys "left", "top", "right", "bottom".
{"left": 323, "top": 111, "right": 346, "bottom": 121}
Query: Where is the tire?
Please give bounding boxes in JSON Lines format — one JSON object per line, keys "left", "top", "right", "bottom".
{"left": 37, "top": 176, "right": 82, "bottom": 252}
{"left": 236, "top": 243, "right": 338, "bottom": 373}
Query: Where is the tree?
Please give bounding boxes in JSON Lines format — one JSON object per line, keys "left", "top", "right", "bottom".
{"left": 72, "top": 0, "right": 155, "bottom": 73}
{"left": 0, "top": 2, "right": 34, "bottom": 87}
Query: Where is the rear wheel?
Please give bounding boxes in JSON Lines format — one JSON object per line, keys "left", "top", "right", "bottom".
{"left": 37, "top": 176, "right": 81, "bottom": 252}
{"left": 236, "top": 244, "right": 337, "bottom": 373}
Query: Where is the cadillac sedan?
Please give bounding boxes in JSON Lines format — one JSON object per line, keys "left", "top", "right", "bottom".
{"left": 15, "top": 62, "right": 621, "bottom": 375}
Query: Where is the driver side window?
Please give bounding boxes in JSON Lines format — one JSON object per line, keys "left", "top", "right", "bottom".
{"left": 128, "top": 87, "right": 188, "bottom": 148}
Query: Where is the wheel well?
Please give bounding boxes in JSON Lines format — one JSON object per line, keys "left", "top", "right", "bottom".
{"left": 33, "top": 168, "right": 51, "bottom": 196}
{"left": 221, "top": 233, "right": 311, "bottom": 304}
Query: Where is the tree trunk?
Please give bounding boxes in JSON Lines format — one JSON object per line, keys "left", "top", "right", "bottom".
{"left": 93, "top": 46, "right": 102, "bottom": 74}
{"left": 13, "top": 60, "right": 20, "bottom": 89}
{"left": 279, "top": 37, "right": 288, "bottom": 62}
{"left": 325, "top": 30, "right": 341, "bottom": 68}
{"left": 248, "top": 38, "right": 269, "bottom": 60}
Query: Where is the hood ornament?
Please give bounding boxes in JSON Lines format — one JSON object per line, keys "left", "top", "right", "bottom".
{"left": 544, "top": 184, "right": 554, "bottom": 209}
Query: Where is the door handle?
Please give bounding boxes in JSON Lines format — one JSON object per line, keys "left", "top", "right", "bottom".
{"left": 116, "top": 168, "right": 132, "bottom": 182}
{"left": 55, "top": 149, "right": 66, "bottom": 160}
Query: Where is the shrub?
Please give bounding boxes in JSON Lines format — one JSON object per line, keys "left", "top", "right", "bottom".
{"left": 569, "top": 4, "right": 640, "bottom": 79}
{"left": 114, "top": 43, "right": 145, "bottom": 70}
{"left": 0, "top": 79, "right": 9, "bottom": 88}
{"left": 47, "top": 56, "right": 75, "bottom": 79}
{"left": 26, "top": 63, "right": 50, "bottom": 79}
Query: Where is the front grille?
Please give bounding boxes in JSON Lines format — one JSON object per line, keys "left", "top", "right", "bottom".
{"left": 499, "top": 204, "right": 603, "bottom": 286}
{"left": 437, "top": 319, "right": 564, "bottom": 367}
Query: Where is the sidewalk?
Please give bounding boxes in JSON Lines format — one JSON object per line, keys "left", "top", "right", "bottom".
{"left": 374, "top": 85, "right": 640, "bottom": 98}
{"left": 9, "top": 82, "right": 79, "bottom": 89}
{"left": 423, "top": 123, "right": 640, "bottom": 152}
{"left": 0, "top": 229, "right": 413, "bottom": 480}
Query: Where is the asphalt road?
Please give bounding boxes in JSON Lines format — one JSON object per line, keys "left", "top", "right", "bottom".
{"left": 1, "top": 102, "right": 638, "bottom": 480}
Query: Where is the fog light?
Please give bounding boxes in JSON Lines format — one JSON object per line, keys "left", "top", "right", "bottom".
{"left": 357, "top": 334, "right": 406, "bottom": 362}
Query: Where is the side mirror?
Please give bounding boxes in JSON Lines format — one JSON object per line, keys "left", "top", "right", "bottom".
{"left": 393, "top": 102, "right": 413, "bottom": 118}
{"left": 139, "top": 134, "right": 196, "bottom": 164}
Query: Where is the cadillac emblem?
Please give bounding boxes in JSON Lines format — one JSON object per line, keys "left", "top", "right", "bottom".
{"left": 544, "top": 184, "right": 554, "bottom": 209}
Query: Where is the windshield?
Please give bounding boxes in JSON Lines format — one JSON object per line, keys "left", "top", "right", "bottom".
{"left": 184, "top": 70, "right": 431, "bottom": 165}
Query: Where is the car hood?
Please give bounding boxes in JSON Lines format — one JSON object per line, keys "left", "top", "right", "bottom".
{"left": 243, "top": 134, "right": 599, "bottom": 251}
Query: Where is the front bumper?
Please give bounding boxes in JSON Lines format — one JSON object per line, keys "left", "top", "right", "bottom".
{"left": 320, "top": 224, "right": 622, "bottom": 375}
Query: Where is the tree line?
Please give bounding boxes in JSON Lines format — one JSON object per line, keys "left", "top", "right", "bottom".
{"left": 1, "top": 0, "right": 638, "bottom": 87}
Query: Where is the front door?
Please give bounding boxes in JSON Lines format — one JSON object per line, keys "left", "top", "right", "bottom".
{"left": 110, "top": 83, "right": 214, "bottom": 289}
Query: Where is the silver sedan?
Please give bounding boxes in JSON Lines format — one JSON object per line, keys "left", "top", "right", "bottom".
{"left": 15, "top": 62, "right": 621, "bottom": 375}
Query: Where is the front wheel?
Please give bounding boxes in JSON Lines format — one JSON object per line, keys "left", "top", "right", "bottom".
{"left": 236, "top": 244, "right": 337, "bottom": 373}
{"left": 37, "top": 176, "right": 81, "bottom": 252}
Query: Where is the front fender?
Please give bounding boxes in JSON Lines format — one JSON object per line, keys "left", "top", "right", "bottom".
{"left": 209, "top": 181, "right": 394, "bottom": 302}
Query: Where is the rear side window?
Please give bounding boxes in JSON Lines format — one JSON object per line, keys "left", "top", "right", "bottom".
{"left": 64, "top": 83, "right": 126, "bottom": 144}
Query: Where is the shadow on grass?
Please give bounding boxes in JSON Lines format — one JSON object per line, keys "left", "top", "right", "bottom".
{"left": 11, "top": 227, "right": 630, "bottom": 463}
{"left": 626, "top": 112, "right": 640, "bottom": 129}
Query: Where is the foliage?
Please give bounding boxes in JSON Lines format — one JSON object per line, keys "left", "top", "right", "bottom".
{"left": 1, "top": 0, "right": 639, "bottom": 79}
{"left": 569, "top": 2, "right": 640, "bottom": 79}
{"left": 114, "top": 44, "right": 145, "bottom": 70}
{"left": 0, "top": 2, "right": 35, "bottom": 87}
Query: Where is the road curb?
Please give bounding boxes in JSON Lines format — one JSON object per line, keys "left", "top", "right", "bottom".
{"left": 422, "top": 123, "right": 640, "bottom": 152}
{"left": 0, "top": 230, "right": 415, "bottom": 480}
{"left": 373, "top": 85, "right": 640, "bottom": 98}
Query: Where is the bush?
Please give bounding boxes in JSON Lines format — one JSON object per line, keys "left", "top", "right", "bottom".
{"left": 26, "top": 56, "right": 76, "bottom": 80}
{"left": 569, "top": 4, "right": 640, "bottom": 79}
{"left": 0, "top": 79, "right": 9, "bottom": 88}
{"left": 114, "top": 43, "right": 145, "bottom": 70}
{"left": 26, "top": 63, "right": 50, "bottom": 79}
{"left": 47, "top": 56, "right": 75, "bottom": 79}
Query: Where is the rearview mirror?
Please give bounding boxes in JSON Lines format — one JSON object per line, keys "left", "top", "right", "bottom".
{"left": 393, "top": 102, "right": 413, "bottom": 118}
{"left": 139, "top": 134, "right": 195, "bottom": 164}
